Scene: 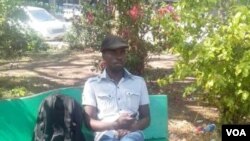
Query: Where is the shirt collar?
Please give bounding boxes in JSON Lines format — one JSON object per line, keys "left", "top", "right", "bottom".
{"left": 98, "top": 68, "right": 133, "bottom": 81}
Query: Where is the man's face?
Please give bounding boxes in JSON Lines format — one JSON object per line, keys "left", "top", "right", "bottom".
{"left": 102, "top": 47, "right": 126, "bottom": 72}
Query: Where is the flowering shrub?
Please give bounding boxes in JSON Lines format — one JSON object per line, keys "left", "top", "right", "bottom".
{"left": 67, "top": 0, "right": 162, "bottom": 75}
{"left": 128, "top": 4, "right": 143, "bottom": 21}
{"left": 65, "top": 2, "right": 114, "bottom": 49}
{"left": 113, "top": 0, "right": 158, "bottom": 75}
{"left": 157, "top": 4, "right": 180, "bottom": 21}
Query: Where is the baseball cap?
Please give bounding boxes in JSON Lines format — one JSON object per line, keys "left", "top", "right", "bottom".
{"left": 100, "top": 35, "right": 129, "bottom": 52}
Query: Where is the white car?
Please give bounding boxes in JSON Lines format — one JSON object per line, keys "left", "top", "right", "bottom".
{"left": 21, "top": 6, "right": 67, "bottom": 40}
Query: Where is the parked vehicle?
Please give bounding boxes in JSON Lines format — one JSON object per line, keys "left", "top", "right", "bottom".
{"left": 19, "top": 6, "right": 67, "bottom": 40}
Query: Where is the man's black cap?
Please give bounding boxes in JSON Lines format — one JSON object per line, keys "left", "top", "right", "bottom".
{"left": 101, "top": 35, "right": 129, "bottom": 52}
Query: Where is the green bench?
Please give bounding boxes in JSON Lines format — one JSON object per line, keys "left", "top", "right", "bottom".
{"left": 0, "top": 87, "right": 168, "bottom": 141}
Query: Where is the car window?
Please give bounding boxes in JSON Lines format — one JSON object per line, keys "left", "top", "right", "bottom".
{"left": 63, "top": 4, "right": 73, "bottom": 10}
{"left": 29, "top": 9, "right": 55, "bottom": 22}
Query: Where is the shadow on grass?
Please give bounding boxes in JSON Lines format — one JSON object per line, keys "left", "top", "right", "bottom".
{"left": 144, "top": 67, "right": 218, "bottom": 128}
{"left": 0, "top": 76, "right": 65, "bottom": 99}
{"left": 147, "top": 56, "right": 178, "bottom": 62}
{"left": 0, "top": 49, "right": 101, "bottom": 100}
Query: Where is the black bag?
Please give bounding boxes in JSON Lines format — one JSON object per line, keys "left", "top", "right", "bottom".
{"left": 33, "top": 94, "right": 86, "bottom": 141}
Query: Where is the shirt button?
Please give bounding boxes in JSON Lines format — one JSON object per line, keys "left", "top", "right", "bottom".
{"left": 118, "top": 98, "right": 120, "bottom": 100}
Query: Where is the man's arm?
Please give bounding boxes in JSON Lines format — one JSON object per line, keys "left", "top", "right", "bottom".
{"left": 84, "top": 105, "right": 117, "bottom": 132}
{"left": 129, "top": 104, "right": 150, "bottom": 131}
{"left": 84, "top": 105, "right": 139, "bottom": 132}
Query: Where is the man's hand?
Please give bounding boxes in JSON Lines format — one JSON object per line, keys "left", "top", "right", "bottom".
{"left": 115, "top": 112, "right": 136, "bottom": 129}
{"left": 116, "top": 105, "right": 151, "bottom": 132}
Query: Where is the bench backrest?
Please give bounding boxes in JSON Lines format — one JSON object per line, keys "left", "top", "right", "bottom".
{"left": 0, "top": 87, "right": 168, "bottom": 141}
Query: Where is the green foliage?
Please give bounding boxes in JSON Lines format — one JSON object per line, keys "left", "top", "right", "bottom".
{"left": 157, "top": 0, "right": 250, "bottom": 124}
{"left": 65, "top": 2, "right": 114, "bottom": 50}
{"left": 0, "top": 22, "right": 47, "bottom": 59}
{"left": 0, "top": 87, "right": 29, "bottom": 99}
{"left": 0, "top": 0, "right": 47, "bottom": 60}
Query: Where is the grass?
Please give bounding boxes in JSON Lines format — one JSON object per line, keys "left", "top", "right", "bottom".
{"left": 0, "top": 48, "right": 73, "bottom": 99}
{"left": 0, "top": 47, "right": 101, "bottom": 99}
{"left": 0, "top": 75, "right": 64, "bottom": 99}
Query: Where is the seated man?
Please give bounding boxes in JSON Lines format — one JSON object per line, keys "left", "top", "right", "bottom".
{"left": 82, "top": 35, "right": 150, "bottom": 141}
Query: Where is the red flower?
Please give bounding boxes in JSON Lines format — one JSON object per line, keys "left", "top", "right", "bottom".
{"left": 166, "top": 5, "right": 174, "bottom": 13}
{"left": 128, "top": 5, "right": 143, "bottom": 21}
{"left": 157, "top": 5, "right": 180, "bottom": 21}
{"left": 157, "top": 5, "right": 174, "bottom": 16}
{"left": 86, "top": 11, "right": 94, "bottom": 24}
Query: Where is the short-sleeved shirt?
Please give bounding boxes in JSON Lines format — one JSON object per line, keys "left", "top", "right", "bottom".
{"left": 82, "top": 68, "right": 149, "bottom": 122}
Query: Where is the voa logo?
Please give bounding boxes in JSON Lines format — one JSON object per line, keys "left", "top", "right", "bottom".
{"left": 226, "top": 129, "right": 246, "bottom": 136}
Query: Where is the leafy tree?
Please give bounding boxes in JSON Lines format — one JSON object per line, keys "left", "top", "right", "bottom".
{"left": 157, "top": 0, "right": 250, "bottom": 124}
{"left": 114, "top": 0, "right": 159, "bottom": 75}
{"left": 65, "top": 2, "right": 112, "bottom": 50}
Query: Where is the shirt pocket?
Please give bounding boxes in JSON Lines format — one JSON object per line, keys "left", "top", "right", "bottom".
{"left": 96, "top": 94, "right": 114, "bottom": 113}
{"left": 125, "top": 91, "right": 140, "bottom": 111}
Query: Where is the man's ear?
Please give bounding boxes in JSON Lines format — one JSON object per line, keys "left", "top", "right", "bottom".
{"left": 102, "top": 51, "right": 108, "bottom": 59}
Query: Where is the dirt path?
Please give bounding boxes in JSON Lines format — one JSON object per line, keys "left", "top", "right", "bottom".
{"left": 0, "top": 51, "right": 99, "bottom": 86}
{"left": 0, "top": 50, "right": 219, "bottom": 141}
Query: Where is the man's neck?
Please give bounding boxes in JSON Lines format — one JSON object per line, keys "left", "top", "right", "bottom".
{"left": 106, "top": 68, "right": 124, "bottom": 84}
